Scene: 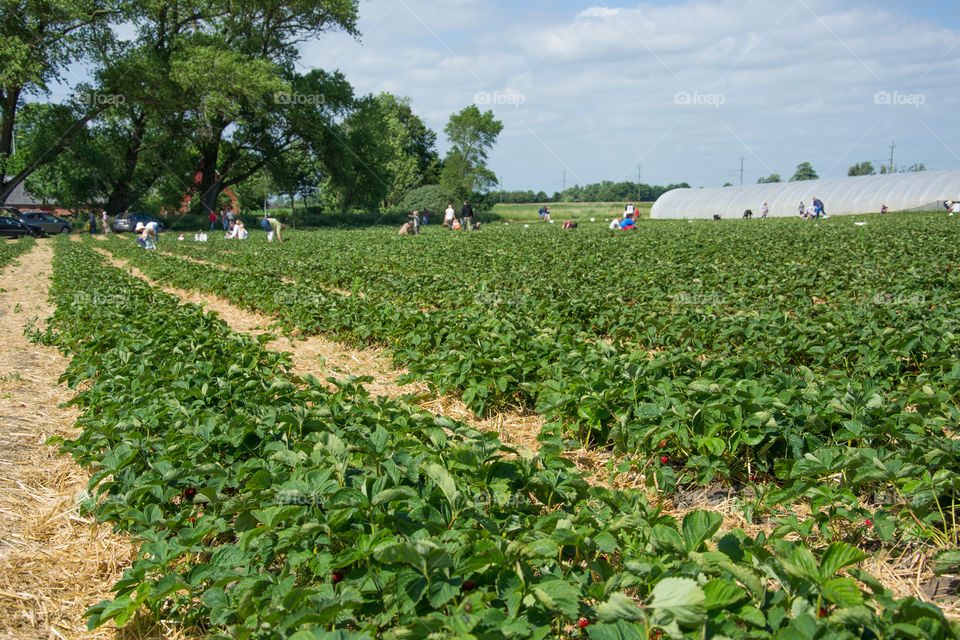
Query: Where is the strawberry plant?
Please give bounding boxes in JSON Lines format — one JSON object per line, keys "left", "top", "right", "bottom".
{"left": 0, "top": 234, "right": 35, "bottom": 268}
{"left": 45, "top": 237, "right": 960, "bottom": 637}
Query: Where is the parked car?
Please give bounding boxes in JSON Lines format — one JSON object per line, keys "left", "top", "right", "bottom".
{"left": 19, "top": 210, "right": 72, "bottom": 234}
{"left": 0, "top": 215, "right": 45, "bottom": 238}
{"left": 111, "top": 212, "right": 165, "bottom": 233}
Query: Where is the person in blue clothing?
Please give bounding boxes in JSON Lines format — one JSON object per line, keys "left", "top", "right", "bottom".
{"left": 813, "top": 197, "right": 825, "bottom": 219}
{"left": 619, "top": 216, "right": 636, "bottom": 229}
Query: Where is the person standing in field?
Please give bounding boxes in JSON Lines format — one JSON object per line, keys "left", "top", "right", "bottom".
{"left": 624, "top": 201, "right": 636, "bottom": 218}
{"left": 813, "top": 197, "right": 825, "bottom": 219}
{"left": 102, "top": 210, "right": 111, "bottom": 233}
{"left": 798, "top": 201, "right": 805, "bottom": 217}
{"left": 443, "top": 204, "right": 456, "bottom": 228}
{"left": 208, "top": 211, "right": 217, "bottom": 230}
{"left": 224, "top": 208, "right": 235, "bottom": 231}
{"left": 461, "top": 201, "right": 474, "bottom": 230}
{"left": 421, "top": 210, "right": 429, "bottom": 225}
{"left": 760, "top": 202, "right": 769, "bottom": 219}
{"left": 88, "top": 211, "right": 97, "bottom": 234}
{"left": 409, "top": 211, "right": 421, "bottom": 235}
{"left": 266, "top": 218, "right": 284, "bottom": 242}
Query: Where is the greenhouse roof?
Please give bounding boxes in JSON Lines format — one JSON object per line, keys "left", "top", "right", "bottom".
{"left": 650, "top": 169, "right": 960, "bottom": 219}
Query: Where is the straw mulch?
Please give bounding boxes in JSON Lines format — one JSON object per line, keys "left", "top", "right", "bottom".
{"left": 0, "top": 243, "right": 198, "bottom": 639}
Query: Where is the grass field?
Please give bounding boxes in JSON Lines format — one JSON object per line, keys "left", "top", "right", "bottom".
{"left": 21, "top": 213, "right": 960, "bottom": 637}
{"left": 490, "top": 201, "right": 653, "bottom": 221}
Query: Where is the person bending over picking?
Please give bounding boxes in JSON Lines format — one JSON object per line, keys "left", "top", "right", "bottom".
{"left": 266, "top": 218, "right": 284, "bottom": 242}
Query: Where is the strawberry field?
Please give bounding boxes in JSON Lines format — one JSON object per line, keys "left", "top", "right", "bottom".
{"left": 0, "top": 235, "right": 34, "bottom": 268}
{"left": 36, "top": 214, "right": 960, "bottom": 638}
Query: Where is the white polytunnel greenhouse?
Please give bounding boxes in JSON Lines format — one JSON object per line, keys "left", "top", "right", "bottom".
{"left": 650, "top": 168, "right": 960, "bottom": 219}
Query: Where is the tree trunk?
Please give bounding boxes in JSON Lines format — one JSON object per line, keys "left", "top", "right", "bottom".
{"left": 104, "top": 112, "right": 148, "bottom": 215}
{"left": 195, "top": 132, "right": 223, "bottom": 216}
{"left": 0, "top": 87, "right": 22, "bottom": 160}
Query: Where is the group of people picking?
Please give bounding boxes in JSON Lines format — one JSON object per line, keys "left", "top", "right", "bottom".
{"left": 609, "top": 201, "right": 639, "bottom": 230}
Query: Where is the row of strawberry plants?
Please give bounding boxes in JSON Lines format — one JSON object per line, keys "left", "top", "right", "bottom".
{"left": 103, "top": 225, "right": 960, "bottom": 547}
{"left": 0, "top": 235, "right": 36, "bottom": 268}
{"left": 46, "top": 238, "right": 959, "bottom": 638}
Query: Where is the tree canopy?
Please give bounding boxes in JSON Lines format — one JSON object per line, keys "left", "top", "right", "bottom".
{"left": 848, "top": 161, "right": 876, "bottom": 176}
{"left": 440, "top": 105, "right": 503, "bottom": 203}
{"left": 790, "top": 162, "right": 819, "bottom": 182}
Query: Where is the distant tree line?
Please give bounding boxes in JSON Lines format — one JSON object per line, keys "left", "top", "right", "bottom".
{"left": 490, "top": 180, "right": 692, "bottom": 204}
{"left": 754, "top": 160, "right": 928, "bottom": 185}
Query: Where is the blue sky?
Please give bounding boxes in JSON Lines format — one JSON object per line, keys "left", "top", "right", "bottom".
{"left": 301, "top": 0, "right": 960, "bottom": 193}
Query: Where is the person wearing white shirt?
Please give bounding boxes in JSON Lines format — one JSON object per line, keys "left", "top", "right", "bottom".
{"left": 443, "top": 204, "right": 456, "bottom": 228}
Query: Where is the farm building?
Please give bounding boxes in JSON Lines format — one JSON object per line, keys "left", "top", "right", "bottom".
{"left": 650, "top": 168, "right": 960, "bottom": 219}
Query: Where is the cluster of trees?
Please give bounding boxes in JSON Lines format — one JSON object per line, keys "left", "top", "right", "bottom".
{"left": 1, "top": 1, "right": 503, "bottom": 216}
{"left": 490, "top": 180, "right": 692, "bottom": 204}
{"left": 848, "top": 161, "right": 927, "bottom": 176}
{"left": 753, "top": 162, "right": 818, "bottom": 184}
{"left": 753, "top": 160, "right": 928, "bottom": 185}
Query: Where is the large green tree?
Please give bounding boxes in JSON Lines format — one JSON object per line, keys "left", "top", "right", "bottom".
{"left": 790, "top": 162, "right": 819, "bottom": 182}
{"left": 0, "top": 0, "right": 114, "bottom": 204}
{"left": 757, "top": 173, "right": 782, "bottom": 184}
{"left": 848, "top": 161, "right": 875, "bottom": 176}
{"left": 440, "top": 105, "right": 503, "bottom": 203}
{"left": 375, "top": 93, "right": 438, "bottom": 207}
{"left": 317, "top": 93, "right": 394, "bottom": 212}
{"left": 171, "top": 1, "right": 359, "bottom": 215}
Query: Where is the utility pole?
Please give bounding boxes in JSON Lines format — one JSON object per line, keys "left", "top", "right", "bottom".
{"left": 562, "top": 171, "right": 566, "bottom": 192}
{"left": 638, "top": 164, "right": 642, "bottom": 200}
{"left": 889, "top": 142, "right": 896, "bottom": 173}
{"left": 740, "top": 155, "right": 744, "bottom": 186}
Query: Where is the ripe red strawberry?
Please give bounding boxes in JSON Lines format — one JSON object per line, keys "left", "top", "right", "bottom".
{"left": 864, "top": 519, "right": 872, "bottom": 526}
{"left": 660, "top": 456, "right": 669, "bottom": 464}
{"left": 331, "top": 571, "right": 344, "bottom": 584}
{"left": 659, "top": 440, "right": 667, "bottom": 448}
{"left": 18, "top": 403, "right": 25, "bottom": 408}
{"left": 578, "top": 619, "right": 589, "bottom": 629}
{"left": 183, "top": 487, "right": 197, "bottom": 500}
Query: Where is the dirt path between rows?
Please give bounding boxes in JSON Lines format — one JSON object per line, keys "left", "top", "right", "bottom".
{"left": 0, "top": 243, "right": 187, "bottom": 639}
{"left": 91, "top": 245, "right": 544, "bottom": 452}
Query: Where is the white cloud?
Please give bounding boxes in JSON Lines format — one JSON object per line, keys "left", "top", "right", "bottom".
{"left": 306, "top": 0, "right": 960, "bottom": 190}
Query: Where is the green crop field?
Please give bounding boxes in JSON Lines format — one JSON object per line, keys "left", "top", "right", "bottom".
{"left": 490, "top": 201, "right": 652, "bottom": 222}
{"left": 40, "top": 213, "right": 960, "bottom": 638}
